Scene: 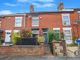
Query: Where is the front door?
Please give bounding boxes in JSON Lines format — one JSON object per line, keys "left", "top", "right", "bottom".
{"left": 43, "top": 32, "right": 48, "bottom": 44}
{"left": 42, "top": 28, "right": 48, "bottom": 44}
{"left": 5, "top": 30, "right": 11, "bottom": 42}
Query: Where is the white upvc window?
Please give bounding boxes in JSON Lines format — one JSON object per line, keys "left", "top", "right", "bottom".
{"left": 62, "top": 14, "right": 70, "bottom": 26}
{"left": 32, "top": 17, "right": 39, "bottom": 26}
{"left": 63, "top": 28, "right": 72, "bottom": 40}
{"left": 32, "top": 28, "right": 39, "bottom": 37}
{"left": 15, "top": 17, "right": 22, "bottom": 27}
{"left": 32, "top": 30, "right": 39, "bottom": 34}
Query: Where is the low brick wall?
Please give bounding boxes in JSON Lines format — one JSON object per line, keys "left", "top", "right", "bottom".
{"left": 0, "top": 43, "right": 45, "bottom": 56}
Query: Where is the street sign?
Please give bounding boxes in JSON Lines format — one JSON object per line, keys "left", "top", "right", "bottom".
{"left": 76, "top": 38, "right": 80, "bottom": 45}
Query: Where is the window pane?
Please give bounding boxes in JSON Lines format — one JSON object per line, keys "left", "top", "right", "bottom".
{"left": 15, "top": 17, "right": 22, "bottom": 27}
{"left": 63, "top": 16, "right": 69, "bottom": 20}
{"left": 62, "top": 14, "right": 70, "bottom": 26}
{"left": 32, "top": 30, "right": 39, "bottom": 34}
{"left": 32, "top": 16, "right": 39, "bottom": 26}
{"left": 63, "top": 29, "right": 72, "bottom": 40}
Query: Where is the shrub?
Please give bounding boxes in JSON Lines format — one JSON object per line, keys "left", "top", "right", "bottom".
{"left": 12, "top": 29, "right": 33, "bottom": 45}
{"left": 12, "top": 32, "right": 20, "bottom": 45}
{"left": 48, "top": 30, "right": 61, "bottom": 54}
{"left": 0, "top": 33, "right": 4, "bottom": 45}
{"left": 20, "top": 29, "right": 32, "bottom": 38}
{"left": 48, "top": 30, "right": 55, "bottom": 54}
{"left": 48, "top": 30, "right": 60, "bottom": 43}
{"left": 0, "top": 35, "right": 1, "bottom": 44}
{"left": 36, "top": 35, "right": 45, "bottom": 43}
{"left": 48, "top": 30, "right": 54, "bottom": 43}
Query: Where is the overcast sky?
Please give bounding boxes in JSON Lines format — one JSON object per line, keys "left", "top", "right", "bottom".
{"left": 0, "top": 0, "right": 80, "bottom": 15}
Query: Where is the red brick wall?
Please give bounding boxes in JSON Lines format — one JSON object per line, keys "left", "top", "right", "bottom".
{"left": 26, "top": 13, "right": 63, "bottom": 30}
{"left": 70, "top": 11, "right": 80, "bottom": 38}
{"left": 0, "top": 44, "right": 45, "bottom": 56}
{"left": 1, "top": 15, "right": 25, "bottom": 30}
{"left": 1, "top": 11, "right": 80, "bottom": 38}
{"left": 39, "top": 13, "right": 62, "bottom": 29}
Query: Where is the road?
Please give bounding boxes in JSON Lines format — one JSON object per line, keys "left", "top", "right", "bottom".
{"left": 0, "top": 55, "right": 80, "bottom": 60}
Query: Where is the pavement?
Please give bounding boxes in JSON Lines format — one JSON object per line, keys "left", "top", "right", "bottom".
{"left": 0, "top": 46, "right": 80, "bottom": 60}
{"left": 0, "top": 55, "right": 80, "bottom": 60}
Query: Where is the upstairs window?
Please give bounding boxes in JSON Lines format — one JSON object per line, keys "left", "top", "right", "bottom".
{"left": 15, "top": 17, "right": 22, "bottom": 27}
{"left": 32, "top": 16, "right": 39, "bottom": 26}
{"left": 62, "top": 14, "right": 70, "bottom": 26}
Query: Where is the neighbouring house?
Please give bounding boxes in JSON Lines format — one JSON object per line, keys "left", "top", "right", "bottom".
{"left": 0, "top": 2, "right": 80, "bottom": 45}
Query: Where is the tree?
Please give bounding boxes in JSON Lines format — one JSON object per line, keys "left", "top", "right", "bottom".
{"left": 48, "top": 30, "right": 55, "bottom": 55}
{"left": 48, "top": 30, "right": 54, "bottom": 43}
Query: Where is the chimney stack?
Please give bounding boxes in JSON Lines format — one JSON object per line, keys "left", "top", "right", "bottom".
{"left": 57, "top": 1, "right": 64, "bottom": 11}
{"left": 30, "top": 4, "right": 34, "bottom": 13}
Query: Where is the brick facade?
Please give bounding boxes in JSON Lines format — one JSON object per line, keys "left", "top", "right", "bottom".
{"left": 0, "top": 9, "right": 80, "bottom": 43}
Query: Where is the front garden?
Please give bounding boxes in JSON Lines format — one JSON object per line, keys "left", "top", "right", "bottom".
{"left": 12, "top": 29, "right": 46, "bottom": 45}
{"left": 0, "top": 29, "right": 78, "bottom": 56}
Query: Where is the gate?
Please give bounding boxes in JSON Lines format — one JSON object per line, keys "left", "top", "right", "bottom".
{"left": 48, "top": 40, "right": 67, "bottom": 56}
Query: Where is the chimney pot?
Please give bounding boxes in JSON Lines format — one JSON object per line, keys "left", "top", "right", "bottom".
{"left": 57, "top": 1, "right": 64, "bottom": 11}
{"left": 30, "top": 4, "right": 34, "bottom": 13}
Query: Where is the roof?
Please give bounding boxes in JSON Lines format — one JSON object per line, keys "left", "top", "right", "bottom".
{"left": 26, "top": 11, "right": 74, "bottom": 14}
{"left": 0, "top": 13, "right": 26, "bottom": 17}
{"left": 0, "top": 8, "right": 79, "bottom": 17}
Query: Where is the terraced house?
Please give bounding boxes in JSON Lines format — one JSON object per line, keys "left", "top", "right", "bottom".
{"left": 0, "top": 2, "right": 80, "bottom": 44}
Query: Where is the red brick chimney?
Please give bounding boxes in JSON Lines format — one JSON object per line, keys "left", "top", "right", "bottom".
{"left": 30, "top": 4, "right": 34, "bottom": 13}
{"left": 57, "top": 1, "right": 64, "bottom": 11}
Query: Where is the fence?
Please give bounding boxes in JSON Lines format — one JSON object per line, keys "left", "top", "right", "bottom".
{"left": 52, "top": 40, "right": 67, "bottom": 56}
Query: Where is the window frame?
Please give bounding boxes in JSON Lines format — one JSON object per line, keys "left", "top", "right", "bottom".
{"left": 63, "top": 28, "right": 72, "bottom": 40}
{"left": 15, "top": 17, "right": 22, "bottom": 27}
{"left": 62, "top": 14, "right": 71, "bottom": 26}
{"left": 32, "top": 16, "right": 39, "bottom": 26}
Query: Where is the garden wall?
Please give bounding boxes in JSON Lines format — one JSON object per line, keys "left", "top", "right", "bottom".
{"left": 0, "top": 43, "right": 45, "bottom": 56}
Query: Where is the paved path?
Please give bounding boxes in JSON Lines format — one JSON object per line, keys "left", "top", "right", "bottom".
{"left": 67, "top": 47, "right": 78, "bottom": 57}
{"left": 0, "top": 55, "right": 80, "bottom": 60}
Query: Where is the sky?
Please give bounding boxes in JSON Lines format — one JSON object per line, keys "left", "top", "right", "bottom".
{"left": 0, "top": 0, "right": 80, "bottom": 15}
